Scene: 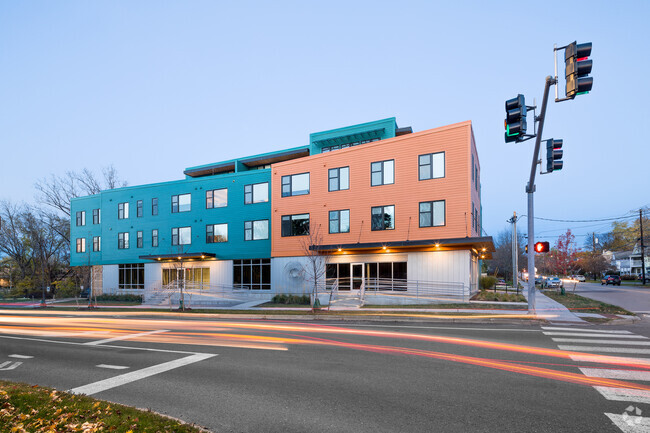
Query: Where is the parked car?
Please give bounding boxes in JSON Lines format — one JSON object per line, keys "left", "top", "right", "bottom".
{"left": 601, "top": 275, "right": 621, "bottom": 286}
{"left": 574, "top": 275, "right": 586, "bottom": 282}
{"left": 79, "top": 287, "right": 90, "bottom": 298}
{"left": 545, "top": 276, "right": 563, "bottom": 289}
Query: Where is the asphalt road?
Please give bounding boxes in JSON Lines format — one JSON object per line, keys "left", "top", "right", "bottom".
{"left": 572, "top": 281, "right": 650, "bottom": 314}
{"left": 2, "top": 310, "right": 650, "bottom": 432}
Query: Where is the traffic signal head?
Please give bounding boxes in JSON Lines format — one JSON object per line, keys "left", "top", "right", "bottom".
{"left": 504, "top": 94, "right": 527, "bottom": 143}
{"left": 565, "top": 41, "right": 593, "bottom": 98}
{"left": 535, "top": 241, "right": 550, "bottom": 253}
{"left": 546, "top": 139, "right": 563, "bottom": 172}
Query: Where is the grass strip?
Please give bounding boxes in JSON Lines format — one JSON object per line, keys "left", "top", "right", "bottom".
{"left": 0, "top": 379, "right": 203, "bottom": 432}
{"left": 543, "top": 291, "right": 634, "bottom": 315}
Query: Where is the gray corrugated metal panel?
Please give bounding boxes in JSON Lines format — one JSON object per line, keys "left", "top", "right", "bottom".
{"left": 310, "top": 236, "right": 495, "bottom": 252}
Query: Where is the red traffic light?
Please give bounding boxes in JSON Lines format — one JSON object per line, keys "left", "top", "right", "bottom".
{"left": 534, "top": 241, "right": 550, "bottom": 253}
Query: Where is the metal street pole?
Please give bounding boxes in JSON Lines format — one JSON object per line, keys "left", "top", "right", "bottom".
{"left": 513, "top": 212, "right": 518, "bottom": 293}
{"left": 641, "top": 209, "right": 646, "bottom": 285}
{"left": 526, "top": 76, "right": 556, "bottom": 314}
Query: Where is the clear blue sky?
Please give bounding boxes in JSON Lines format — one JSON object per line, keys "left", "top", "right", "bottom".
{"left": 1, "top": 1, "right": 648, "bottom": 247}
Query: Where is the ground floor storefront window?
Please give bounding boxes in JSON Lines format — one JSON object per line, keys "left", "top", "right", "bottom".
{"left": 119, "top": 263, "right": 144, "bottom": 290}
{"left": 233, "top": 259, "right": 271, "bottom": 290}
{"left": 162, "top": 267, "right": 210, "bottom": 289}
{"left": 326, "top": 262, "right": 407, "bottom": 291}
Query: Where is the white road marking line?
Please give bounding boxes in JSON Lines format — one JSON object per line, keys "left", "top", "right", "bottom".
{"left": 559, "top": 346, "right": 650, "bottom": 355}
{"left": 69, "top": 353, "right": 216, "bottom": 396}
{"left": 605, "top": 413, "right": 650, "bottom": 433}
{"left": 0, "top": 361, "right": 11, "bottom": 368}
{"left": 542, "top": 326, "right": 632, "bottom": 334}
{"left": 84, "top": 329, "right": 170, "bottom": 346}
{"left": 570, "top": 354, "right": 650, "bottom": 367}
{"left": 343, "top": 324, "right": 540, "bottom": 332}
{"left": 594, "top": 387, "right": 650, "bottom": 405}
{"left": 8, "top": 354, "right": 33, "bottom": 359}
{"left": 96, "top": 364, "right": 129, "bottom": 370}
{"left": 543, "top": 332, "right": 648, "bottom": 339}
{"left": 0, "top": 361, "right": 22, "bottom": 371}
{"left": 579, "top": 368, "right": 650, "bottom": 381}
{"left": 553, "top": 339, "right": 650, "bottom": 346}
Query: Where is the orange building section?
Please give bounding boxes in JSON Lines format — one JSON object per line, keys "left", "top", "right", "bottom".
{"left": 271, "top": 121, "right": 479, "bottom": 258}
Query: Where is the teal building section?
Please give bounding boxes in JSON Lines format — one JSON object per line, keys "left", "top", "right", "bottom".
{"left": 70, "top": 118, "right": 407, "bottom": 268}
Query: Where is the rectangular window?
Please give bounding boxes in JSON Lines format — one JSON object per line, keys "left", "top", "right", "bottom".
{"left": 328, "top": 167, "right": 349, "bottom": 192}
{"left": 118, "top": 202, "right": 129, "bottom": 220}
{"left": 371, "top": 205, "right": 395, "bottom": 230}
{"left": 75, "top": 211, "right": 86, "bottom": 226}
{"left": 371, "top": 160, "right": 394, "bottom": 186}
{"left": 281, "top": 214, "right": 310, "bottom": 237}
{"left": 419, "top": 152, "right": 445, "bottom": 180}
{"left": 329, "top": 210, "right": 350, "bottom": 234}
{"left": 419, "top": 200, "right": 446, "bottom": 227}
{"left": 152, "top": 229, "right": 158, "bottom": 247}
{"left": 206, "top": 223, "right": 228, "bottom": 243}
{"left": 171, "top": 227, "right": 191, "bottom": 246}
{"left": 152, "top": 198, "right": 158, "bottom": 216}
{"left": 136, "top": 200, "right": 143, "bottom": 217}
{"left": 244, "top": 220, "right": 269, "bottom": 241}
{"left": 206, "top": 189, "right": 228, "bottom": 209}
{"left": 171, "top": 194, "right": 191, "bottom": 213}
{"left": 137, "top": 231, "right": 143, "bottom": 248}
{"left": 233, "top": 259, "right": 271, "bottom": 290}
{"left": 118, "top": 232, "right": 129, "bottom": 249}
{"left": 281, "top": 173, "right": 310, "bottom": 197}
{"left": 92, "top": 236, "right": 101, "bottom": 252}
{"left": 244, "top": 183, "right": 269, "bottom": 204}
{"left": 118, "top": 264, "right": 144, "bottom": 290}
{"left": 92, "top": 208, "right": 100, "bottom": 224}
{"left": 76, "top": 238, "right": 86, "bottom": 253}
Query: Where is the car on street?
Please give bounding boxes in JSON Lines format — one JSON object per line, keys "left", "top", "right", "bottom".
{"left": 573, "top": 275, "right": 586, "bottom": 282}
{"left": 545, "top": 276, "right": 563, "bottom": 289}
{"left": 601, "top": 275, "right": 621, "bottom": 286}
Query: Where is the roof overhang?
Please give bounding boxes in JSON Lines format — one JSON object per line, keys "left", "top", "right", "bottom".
{"left": 312, "top": 128, "right": 385, "bottom": 148}
{"left": 184, "top": 163, "right": 235, "bottom": 178}
{"left": 309, "top": 236, "right": 495, "bottom": 259}
{"left": 139, "top": 253, "right": 217, "bottom": 261}
{"left": 240, "top": 148, "right": 310, "bottom": 167}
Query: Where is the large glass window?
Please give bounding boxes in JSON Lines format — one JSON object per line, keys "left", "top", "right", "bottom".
{"left": 419, "top": 200, "right": 446, "bottom": 227}
{"left": 163, "top": 267, "right": 210, "bottom": 289}
{"left": 172, "top": 227, "right": 191, "bottom": 246}
{"left": 371, "top": 205, "right": 395, "bottom": 230}
{"left": 233, "top": 259, "right": 271, "bottom": 290}
{"left": 172, "top": 194, "right": 191, "bottom": 213}
{"left": 206, "top": 189, "right": 227, "bottom": 209}
{"left": 419, "top": 152, "right": 445, "bottom": 180}
{"left": 137, "top": 231, "right": 143, "bottom": 248}
{"left": 206, "top": 223, "right": 228, "bottom": 243}
{"left": 76, "top": 211, "right": 86, "bottom": 226}
{"left": 92, "top": 236, "right": 101, "bottom": 252}
{"left": 118, "top": 202, "right": 129, "bottom": 219}
{"left": 152, "top": 229, "right": 158, "bottom": 247}
{"left": 281, "top": 173, "right": 310, "bottom": 197}
{"left": 244, "top": 183, "right": 269, "bottom": 204}
{"left": 244, "top": 220, "right": 269, "bottom": 241}
{"left": 118, "top": 232, "right": 129, "bottom": 249}
{"left": 92, "top": 208, "right": 101, "bottom": 224}
{"left": 329, "top": 210, "right": 350, "bottom": 234}
{"left": 328, "top": 167, "right": 349, "bottom": 192}
{"left": 119, "top": 264, "right": 144, "bottom": 290}
{"left": 281, "top": 214, "right": 310, "bottom": 237}
{"left": 76, "top": 238, "right": 86, "bottom": 253}
{"left": 152, "top": 198, "right": 158, "bottom": 216}
{"left": 371, "top": 160, "right": 394, "bottom": 186}
{"left": 137, "top": 200, "right": 143, "bottom": 217}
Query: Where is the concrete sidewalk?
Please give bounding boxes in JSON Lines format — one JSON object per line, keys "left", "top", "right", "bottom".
{"left": 521, "top": 289, "right": 584, "bottom": 323}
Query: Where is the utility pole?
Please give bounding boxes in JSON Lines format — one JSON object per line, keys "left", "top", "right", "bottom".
{"left": 641, "top": 209, "right": 646, "bottom": 285}
{"left": 508, "top": 212, "right": 519, "bottom": 293}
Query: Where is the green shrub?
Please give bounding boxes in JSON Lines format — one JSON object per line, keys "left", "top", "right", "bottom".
{"left": 270, "top": 294, "right": 310, "bottom": 305}
{"left": 480, "top": 276, "right": 497, "bottom": 290}
{"left": 621, "top": 275, "right": 637, "bottom": 281}
{"left": 95, "top": 294, "right": 143, "bottom": 303}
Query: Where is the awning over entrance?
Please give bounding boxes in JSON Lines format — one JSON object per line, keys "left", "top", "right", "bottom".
{"left": 139, "top": 252, "right": 216, "bottom": 261}
{"left": 309, "top": 236, "right": 495, "bottom": 259}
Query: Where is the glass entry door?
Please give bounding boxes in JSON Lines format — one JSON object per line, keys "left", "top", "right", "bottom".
{"left": 351, "top": 263, "right": 364, "bottom": 291}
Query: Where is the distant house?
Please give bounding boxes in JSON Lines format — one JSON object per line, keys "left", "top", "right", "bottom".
{"left": 609, "top": 244, "right": 650, "bottom": 277}
{"left": 609, "top": 250, "right": 634, "bottom": 275}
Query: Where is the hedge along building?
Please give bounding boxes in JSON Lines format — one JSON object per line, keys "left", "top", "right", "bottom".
{"left": 69, "top": 118, "right": 494, "bottom": 303}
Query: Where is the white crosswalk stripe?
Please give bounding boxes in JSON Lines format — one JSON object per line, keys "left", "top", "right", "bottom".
{"left": 543, "top": 326, "right": 650, "bottom": 432}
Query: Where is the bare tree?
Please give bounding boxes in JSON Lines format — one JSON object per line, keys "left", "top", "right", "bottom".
{"left": 299, "top": 223, "right": 330, "bottom": 307}
{"left": 0, "top": 201, "right": 33, "bottom": 279}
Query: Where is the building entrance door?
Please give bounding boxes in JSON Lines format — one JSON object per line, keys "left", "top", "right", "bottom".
{"left": 351, "top": 263, "right": 364, "bottom": 291}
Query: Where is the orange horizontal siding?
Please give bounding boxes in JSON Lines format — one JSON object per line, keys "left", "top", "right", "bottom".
{"left": 271, "top": 121, "right": 476, "bottom": 257}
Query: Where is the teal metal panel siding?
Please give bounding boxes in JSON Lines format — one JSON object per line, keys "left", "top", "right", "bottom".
{"left": 309, "top": 117, "right": 397, "bottom": 154}
{"left": 70, "top": 170, "right": 272, "bottom": 266}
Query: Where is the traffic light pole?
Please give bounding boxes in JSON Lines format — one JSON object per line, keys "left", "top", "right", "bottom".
{"left": 526, "top": 75, "right": 556, "bottom": 314}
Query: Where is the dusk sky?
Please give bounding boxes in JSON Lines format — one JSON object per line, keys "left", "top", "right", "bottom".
{"left": 1, "top": 1, "right": 648, "bottom": 248}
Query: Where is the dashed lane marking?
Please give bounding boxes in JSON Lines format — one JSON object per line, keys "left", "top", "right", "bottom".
{"left": 96, "top": 364, "right": 129, "bottom": 370}
{"left": 8, "top": 354, "right": 33, "bottom": 359}
{"left": 84, "top": 329, "right": 170, "bottom": 346}
{"left": 69, "top": 353, "right": 216, "bottom": 396}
